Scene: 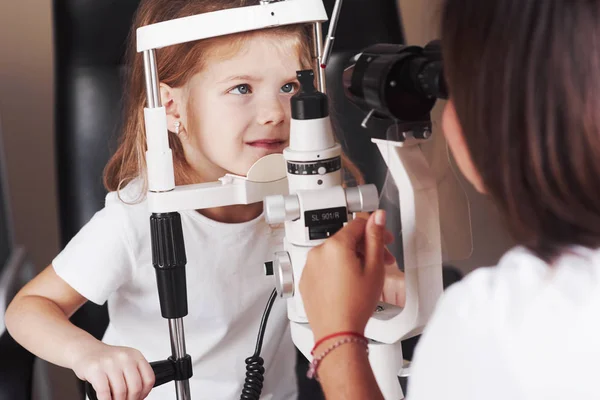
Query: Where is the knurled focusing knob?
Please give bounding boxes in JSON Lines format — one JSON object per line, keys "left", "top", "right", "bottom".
{"left": 345, "top": 184, "right": 380, "bottom": 213}
{"left": 273, "top": 251, "right": 294, "bottom": 298}
{"left": 264, "top": 194, "right": 300, "bottom": 224}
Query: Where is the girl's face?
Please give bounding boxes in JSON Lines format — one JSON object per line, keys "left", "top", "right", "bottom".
{"left": 163, "top": 33, "right": 302, "bottom": 182}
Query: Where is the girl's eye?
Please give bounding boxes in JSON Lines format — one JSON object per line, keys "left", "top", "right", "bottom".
{"left": 281, "top": 82, "right": 298, "bottom": 94}
{"left": 229, "top": 84, "right": 251, "bottom": 95}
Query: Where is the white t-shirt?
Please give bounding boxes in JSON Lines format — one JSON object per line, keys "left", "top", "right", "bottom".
{"left": 52, "top": 179, "right": 297, "bottom": 400}
{"left": 408, "top": 246, "right": 600, "bottom": 400}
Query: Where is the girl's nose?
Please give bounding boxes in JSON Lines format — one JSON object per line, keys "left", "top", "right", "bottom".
{"left": 256, "top": 96, "right": 286, "bottom": 126}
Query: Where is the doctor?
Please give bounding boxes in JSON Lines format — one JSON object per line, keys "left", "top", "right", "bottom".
{"left": 300, "top": 0, "right": 600, "bottom": 399}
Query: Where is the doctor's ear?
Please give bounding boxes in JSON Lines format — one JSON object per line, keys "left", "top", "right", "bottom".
{"left": 442, "top": 101, "right": 486, "bottom": 194}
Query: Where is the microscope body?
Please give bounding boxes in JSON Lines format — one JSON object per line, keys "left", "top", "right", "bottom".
{"left": 264, "top": 71, "right": 428, "bottom": 400}
{"left": 265, "top": 77, "right": 379, "bottom": 321}
{"left": 264, "top": 59, "right": 446, "bottom": 398}
{"left": 270, "top": 130, "right": 444, "bottom": 400}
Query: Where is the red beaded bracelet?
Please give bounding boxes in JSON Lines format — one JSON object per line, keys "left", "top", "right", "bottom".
{"left": 311, "top": 331, "right": 366, "bottom": 355}
{"left": 307, "top": 336, "right": 369, "bottom": 381}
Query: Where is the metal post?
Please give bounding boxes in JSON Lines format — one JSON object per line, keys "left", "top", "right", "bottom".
{"left": 143, "top": 50, "right": 162, "bottom": 108}
{"left": 312, "top": 22, "right": 326, "bottom": 93}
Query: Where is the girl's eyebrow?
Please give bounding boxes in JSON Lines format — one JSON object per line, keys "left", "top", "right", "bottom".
{"left": 217, "top": 74, "right": 299, "bottom": 84}
{"left": 218, "top": 74, "right": 260, "bottom": 84}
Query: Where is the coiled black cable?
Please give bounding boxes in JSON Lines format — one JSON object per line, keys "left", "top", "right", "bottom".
{"left": 240, "top": 288, "right": 277, "bottom": 400}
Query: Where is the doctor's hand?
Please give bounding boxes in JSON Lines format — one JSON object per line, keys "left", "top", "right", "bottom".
{"left": 300, "top": 210, "right": 391, "bottom": 340}
{"left": 381, "top": 262, "right": 406, "bottom": 308}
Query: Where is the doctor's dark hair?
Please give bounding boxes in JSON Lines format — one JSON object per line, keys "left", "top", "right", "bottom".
{"left": 103, "top": 0, "right": 363, "bottom": 199}
{"left": 442, "top": 0, "right": 600, "bottom": 262}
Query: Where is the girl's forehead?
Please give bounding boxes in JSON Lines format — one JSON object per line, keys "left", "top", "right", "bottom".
{"left": 200, "top": 35, "right": 303, "bottom": 81}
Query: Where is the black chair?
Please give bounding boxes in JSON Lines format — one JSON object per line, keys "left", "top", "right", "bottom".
{"left": 0, "top": 2, "right": 139, "bottom": 399}
{"left": 0, "top": 118, "right": 38, "bottom": 400}
{"left": 0, "top": 1, "right": 460, "bottom": 399}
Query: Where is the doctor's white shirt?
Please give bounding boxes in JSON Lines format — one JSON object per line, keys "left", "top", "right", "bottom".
{"left": 409, "top": 246, "right": 600, "bottom": 400}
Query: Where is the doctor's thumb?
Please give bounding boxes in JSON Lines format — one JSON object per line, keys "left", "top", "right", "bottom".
{"left": 364, "top": 210, "right": 386, "bottom": 274}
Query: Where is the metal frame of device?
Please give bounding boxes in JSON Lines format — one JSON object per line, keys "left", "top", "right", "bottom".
{"left": 139, "top": 2, "right": 332, "bottom": 400}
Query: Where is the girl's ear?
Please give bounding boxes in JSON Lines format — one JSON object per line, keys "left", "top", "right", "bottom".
{"left": 160, "top": 83, "right": 184, "bottom": 134}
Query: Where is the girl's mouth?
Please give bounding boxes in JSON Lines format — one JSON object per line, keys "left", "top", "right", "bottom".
{"left": 246, "top": 139, "right": 286, "bottom": 150}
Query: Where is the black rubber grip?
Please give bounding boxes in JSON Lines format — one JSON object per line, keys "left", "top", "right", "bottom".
{"left": 150, "top": 213, "right": 189, "bottom": 318}
{"left": 150, "top": 213, "right": 187, "bottom": 268}
{"left": 151, "top": 355, "right": 193, "bottom": 386}
{"left": 85, "top": 355, "right": 193, "bottom": 399}
{"left": 155, "top": 268, "right": 188, "bottom": 318}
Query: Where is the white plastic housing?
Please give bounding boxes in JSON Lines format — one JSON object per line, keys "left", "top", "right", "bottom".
{"left": 144, "top": 107, "right": 175, "bottom": 191}
{"left": 289, "top": 117, "right": 335, "bottom": 151}
{"left": 284, "top": 240, "right": 311, "bottom": 322}
{"left": 284, "top": 115, "right": 341, "bottom": 193}
{"left": 363, "top": 139, "right": 444, "bottom": 344}
{"left": 136, "top": 0, "right": 328, "bottom": 52}
{"left": 284, "top": 187, "right": 349, "bottom": 245}
{"left": 147, "top": 175, "right": 288, "bottom": 213}
{"left": 282, "top": 187, "right": 349, "bottom": 321}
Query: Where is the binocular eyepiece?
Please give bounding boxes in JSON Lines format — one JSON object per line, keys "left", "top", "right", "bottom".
{"left": 343, "top": 40, "right": 447, "bottom": 123}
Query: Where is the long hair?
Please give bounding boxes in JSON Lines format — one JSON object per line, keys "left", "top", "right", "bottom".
{"left": 104, "top": 0, "right": 363, "bottom": 200}
{"left": 442, "top": 0, "right": 600, "bottom": 261}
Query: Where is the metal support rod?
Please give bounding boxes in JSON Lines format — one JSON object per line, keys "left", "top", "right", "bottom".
{"left": 312, "top": 22, "right": 326, "bottom": 93}
{"left": 169, "top": 318, "right": 191, "bottom": 400}
{"left": 169, "top": 318, "right": 188, "bottom": 360}
{"left": 322, "top": 0, "right": 344, "bottom": 68}
{"left": 175, "top": 377, "right": 192, "bottom": 400}
{"left": 168, "top": 296, "right": 192, "bottom": 400}
{"left": 143, "top": 49, "right": 162, "bottom": 108}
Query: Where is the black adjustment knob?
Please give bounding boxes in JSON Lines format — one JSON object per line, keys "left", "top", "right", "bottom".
{"left": 291, "top": 69, "right": 329, "bottom": 120}
{"left": 264, "top": 261, "right": 274, "bottom": 276}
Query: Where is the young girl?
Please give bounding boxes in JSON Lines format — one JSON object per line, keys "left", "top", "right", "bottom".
{"left": 299, "top": 1, "right": 600, "bottom": 399}
{"left": 4, "top": 1, "right": 366, "bottom": 399}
